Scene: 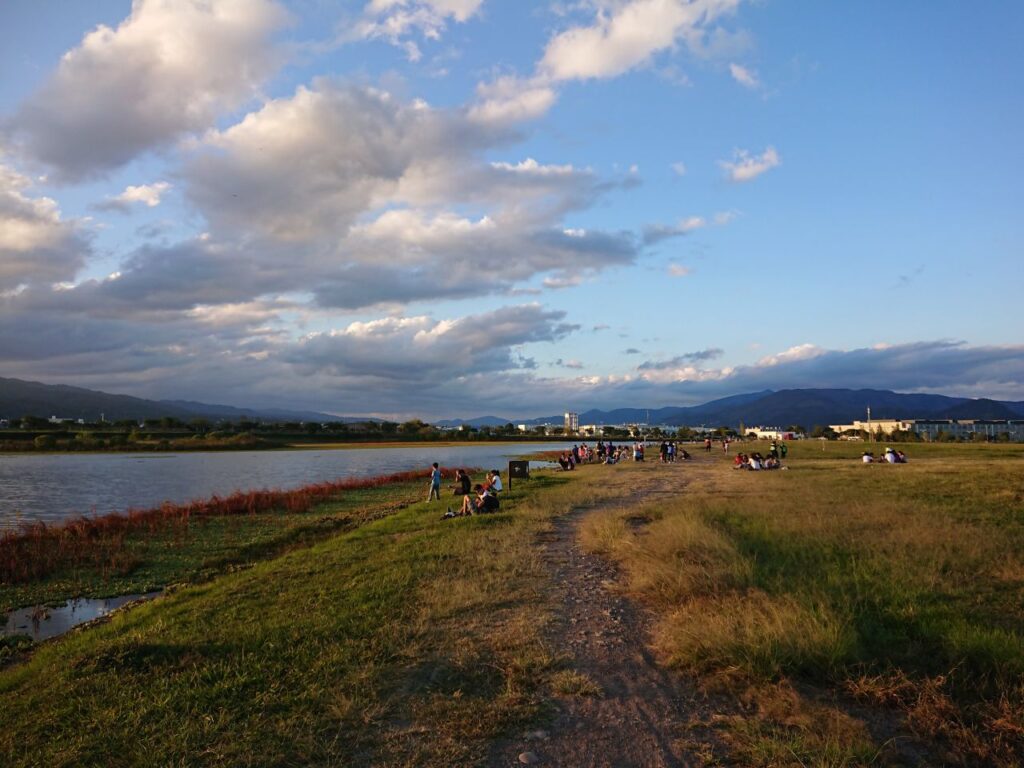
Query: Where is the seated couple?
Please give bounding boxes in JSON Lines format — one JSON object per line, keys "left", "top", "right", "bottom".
{"left": 443, "top": 484, "right": 500, "bottom": 517}
{"left": 449, "top": 468, "right": 503, "bottom": 495}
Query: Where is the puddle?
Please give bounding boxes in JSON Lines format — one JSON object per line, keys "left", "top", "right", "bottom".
{"left": 2, "top": 592, "right": 161, "bottom": 642}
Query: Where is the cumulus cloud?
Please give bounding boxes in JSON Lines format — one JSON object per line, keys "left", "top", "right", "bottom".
{"left": 468, "top": 0, "right": 744, "bottom": 125}
{"left": 728, "top": 61, "right": 759, "bottom": 88}
{"left": 286, "top": 304, "right": 577, "bottom": 383}
{"left": 720, "top": 146, "right": 780, "bottom": 182}
{"left": 670, "top": 161, "right": 687, "bottom": 176}
{"left": 181, "top": 82, "right": 638, "bottom": 309}
{"left": 6, "top": 0, "right": 289, "bottom": 179}
{"left": 95, "top": 182, "right": 171, "bottom": 213}
{"left": 666, "top": 263, "right": 691, "bottom": 277}
{"left": 0, "top": 161, "right": 89, "bottom": 290}
{"left": 539, "top": 0, "right": 742, "bottom": 81}
{"left": 353, "top": 0, "right": 484, "bottom": 61}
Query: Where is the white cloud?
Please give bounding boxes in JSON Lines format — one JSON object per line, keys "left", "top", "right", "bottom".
{"left": 354, "top": 0, "right": 484, "bottom": 60}
{"left": 8, "top": 0, "right": 289, "bottom": 179}
{"left": 96, "top": 182, "right": 172, "bottom": 212}
{"left": 539, "top": 0, "right": 741, "bottom": 82}
{"left": 0, "top": 160, "right": 89, "bottom": 290}
{"left": 670, "top": 161, "right": 687, "bottom": 176}
{"left": 728, "top": 61, "right": 759, "bottom": 88}
{"left": 182, "top": 82, "right": 639, "bottom": 308}
{"left": 468, "top": 76, "right": 558, "bottom": 125}
{"left": 720, "top": 146, "right": 780, "bottom": 182}
{"left": 667, "top": 263, "right": 691, "bottom": 277}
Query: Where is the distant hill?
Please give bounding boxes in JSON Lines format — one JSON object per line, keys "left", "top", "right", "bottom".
{"left": 0, "top": 377, "right": 351, "bottom": 423}
{"left": 522, "top": 389, "right": 1024, "bottom": 430}
{"left": 658, "top": 389, "right": 1023, "bottom": 428}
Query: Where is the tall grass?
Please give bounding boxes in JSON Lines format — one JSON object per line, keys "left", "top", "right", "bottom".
{"left": 0, "top": 469, "right": 430, "bottom": 585}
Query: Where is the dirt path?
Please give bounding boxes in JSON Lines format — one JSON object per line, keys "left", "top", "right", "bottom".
{"left": 489, "top": 468, "right": 732, "bottom": 767}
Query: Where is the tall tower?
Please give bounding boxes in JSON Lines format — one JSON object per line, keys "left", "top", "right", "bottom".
{"left": 564, "top": 411, "right": 579, "bottom": 434}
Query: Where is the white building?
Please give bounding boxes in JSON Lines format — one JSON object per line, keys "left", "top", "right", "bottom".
{"left": 564, "top": 411, "right": 579, "bottom": 433}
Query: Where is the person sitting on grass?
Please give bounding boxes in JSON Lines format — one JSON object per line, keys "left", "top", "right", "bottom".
{"left": 679, "top": 449, "right": 692, "bottom": 461}
{"left": 485, "top": 469, "right": 502, "bottom": 494}
{"left": 748, "top": 453, "right": 763, "bottom": 470}
{"left": 558, "top": 453, "right": 572, "bottom": 471}
{"left": 449, "top": 468, "right": 472, "bottom": 496}
{"left": 449, "top": 484, "right": 498, "bottom": 516}
{"left": 733, "top": 453, "right": 746, "bottom": 469}
{"left": 897, "top": 450, "right": 908, "bottom": 463}
{"left": 862, "top": 451, "right": 874, "bottom": 464}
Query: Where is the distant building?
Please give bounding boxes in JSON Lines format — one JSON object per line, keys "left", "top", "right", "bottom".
{"left": 908, "top": 419, "right": 1024, "bottom": 441}
{"left": 828, "top": 418, "right": 1024, "bottom": 441}
{"left": 746, "top": 426, "right": 800, "bottom": 440}
{"left": 828, "top": 419, "right": 913, "bottom": 437}
{"left": 580, "top": 424, "right": 605, "bottom": 436}
{"left": 564, "top": 411, "right": 579, "bottom": 433}
{"left": 49, "top": 416, "right": 85, "bottom": 425}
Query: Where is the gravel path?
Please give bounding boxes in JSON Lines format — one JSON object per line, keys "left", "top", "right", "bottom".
{"left": 489, "top": 471, "right": 732, "bottom": 767}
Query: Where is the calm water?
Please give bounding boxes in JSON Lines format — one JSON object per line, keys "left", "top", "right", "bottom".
{"left": 0, "top": 443, "right": 565, "bottom": 528}
{"left": 3, "top": 592, "right": 162, "bottom": 641}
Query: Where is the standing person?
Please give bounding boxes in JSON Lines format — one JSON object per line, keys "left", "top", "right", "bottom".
{"left": 780, "top": 443, "right": 788, "bottom": 460}
{"left": 659, "top": 441, "right": 668, "bottom": 463}
{"left": 723, "top": 438, "right": 730, "bottom": 453}
{"left": 427, "top": 462, "right": 442, "bottom": 502}
{"left": 704, "top": 436, "right": 712, "bottom": 453}
{"left": 572, "top": 444, "right": 580, "bottom": 464}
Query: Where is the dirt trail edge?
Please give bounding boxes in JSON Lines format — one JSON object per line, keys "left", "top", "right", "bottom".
{"left": 488, "top": 470, "right": 733, "bottom": 768}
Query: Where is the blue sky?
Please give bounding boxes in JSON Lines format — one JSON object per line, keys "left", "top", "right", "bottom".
{"left": 0, "top": 0, "right": 1021, "bottom": 418}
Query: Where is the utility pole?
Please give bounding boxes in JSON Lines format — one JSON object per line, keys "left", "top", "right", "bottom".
{"left": 866, "top": 406, "right": 872, "bottom": 443}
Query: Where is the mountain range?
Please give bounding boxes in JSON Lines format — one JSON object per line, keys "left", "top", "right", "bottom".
{"left": 3, "top": 377, "right": 1023, "bottom": 429}
{"left": 438, "top": 389, "right": 1024, "bottom": 429}
{"left": 0, "top": 377, "right": 346, "bottom": 423}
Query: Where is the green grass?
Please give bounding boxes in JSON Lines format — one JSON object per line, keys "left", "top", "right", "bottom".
{"left": 0, "top": 483, "right": 422, "bottom": 613}
{"left": 0, "top": 473, "right": 607, "bottom": 767}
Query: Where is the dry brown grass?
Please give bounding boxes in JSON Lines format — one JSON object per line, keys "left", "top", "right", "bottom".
{"left": 576, "top": 446, "right": 1024, "bottom": 765}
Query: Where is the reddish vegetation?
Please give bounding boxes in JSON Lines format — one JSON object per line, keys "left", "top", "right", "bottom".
{"left": 0, "top": 469, "right": 429, "bottom": 585}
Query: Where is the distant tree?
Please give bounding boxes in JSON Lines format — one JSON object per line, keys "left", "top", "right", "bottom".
{"left": 379, "top": 421, "right": 398, "bottom": 434}
{"left": 21, "top": 415, "right": 49, "bottom": 429}
{"left": 786, "top": 424, "right": 806, "bottom": 435}
{"left": 190, "top": 418, "right": 211, "bottom": 434}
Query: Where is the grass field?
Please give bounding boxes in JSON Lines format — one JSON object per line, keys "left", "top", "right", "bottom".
{"left": 580, "top": 440, "right": 1024, "bottom": 765}
{"left": 2, "top": 442, "right": 1023, "bottom": 765}
{"left": 0, "top": 473, "right": 620, "bottom": 766}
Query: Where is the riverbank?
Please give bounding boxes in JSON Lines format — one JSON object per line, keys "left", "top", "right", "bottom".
{"left": 3, "top": 446, "right": 1023, "bottom": 765}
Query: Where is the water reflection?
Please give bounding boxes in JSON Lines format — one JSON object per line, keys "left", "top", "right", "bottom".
{"left": 2, "top": 592, "right": 161, "bottom": 642}
{"left": 0, "top": 443, "right": 566, "bottom": 528}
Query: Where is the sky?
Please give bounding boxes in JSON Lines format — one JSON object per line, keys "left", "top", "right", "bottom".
{"left": 0, "top": 0, "right": 1022, "bottom": 419}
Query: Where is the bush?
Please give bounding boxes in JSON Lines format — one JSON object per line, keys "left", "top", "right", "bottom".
{"left": 33, "top": 434, "right": 56, "bottom": 449}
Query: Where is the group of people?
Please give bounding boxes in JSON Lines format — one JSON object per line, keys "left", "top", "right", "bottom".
{"left": 430, "top": 463, "right": 504, "bottom": 518}
{"left": 656, "top": 441, "right": 692, "bottom": 462}
{"left": 732, "top": 452, "right": 783, "bottom": 470}
{"left": 862, "top": 447, "right": 908, "bottom": 464}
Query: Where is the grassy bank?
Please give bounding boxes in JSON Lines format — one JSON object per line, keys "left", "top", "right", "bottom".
{"left": 580, "top": 443, "right": 1024, "bottom": 765}
{"left": 0, "top": 471, "right": 616, "bottom": 766}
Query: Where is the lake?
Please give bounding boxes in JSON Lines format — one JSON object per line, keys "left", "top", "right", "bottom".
{"left": 0, "top": 443, "right": 567, "bottom": 528}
